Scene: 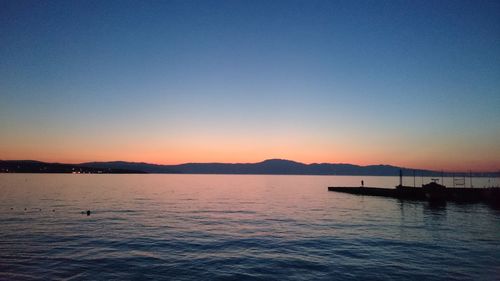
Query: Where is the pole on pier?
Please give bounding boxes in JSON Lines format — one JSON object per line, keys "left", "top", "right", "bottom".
{"left": 413, "top": 170, "right": 416, "bottom": 187}
{"left": 470, "top": 170, "right": 473, "bottom": 188}
{"left": 399, "top": 169, "right": 403, "bottom": 186}
{"left": 399, "top": 169, "right": 403, "bottom": 187}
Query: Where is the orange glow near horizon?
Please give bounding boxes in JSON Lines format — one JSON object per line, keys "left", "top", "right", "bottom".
{"left": 1, "top": 115, "right": 499, "bottom": 172}
{"left": 2, "top": 135, "right": 499, "bottom": 172}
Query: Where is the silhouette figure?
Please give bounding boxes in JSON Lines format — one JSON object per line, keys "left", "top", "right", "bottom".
{"left": 86, "top": 210, "right": 91, "bottom": 216}
{"left": 361, "top": 180, "right": 364, "bottom": 187}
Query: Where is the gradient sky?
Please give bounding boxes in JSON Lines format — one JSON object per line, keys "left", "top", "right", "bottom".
{"left": 1, "top": 0, "right": 499, "bottom": 171}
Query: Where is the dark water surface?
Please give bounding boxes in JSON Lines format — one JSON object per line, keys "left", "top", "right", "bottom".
{"left": 1, "top": 174, "right": 499, "bottom": 280}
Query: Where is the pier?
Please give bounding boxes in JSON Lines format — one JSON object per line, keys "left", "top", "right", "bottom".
{"left": 328, "top": 186, "right": 500, "bottom": 204}
{"left": 329, "top": 169, "right": 500, "bottom": 204}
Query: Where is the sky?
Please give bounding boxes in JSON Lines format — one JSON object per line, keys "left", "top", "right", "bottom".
{"left": 1, "top": 0, "right": 499, "bottom": 171}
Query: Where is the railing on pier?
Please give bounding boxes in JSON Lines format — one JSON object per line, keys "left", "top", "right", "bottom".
{"left": 400, "top": 169, "right": 500, "bottom": 188}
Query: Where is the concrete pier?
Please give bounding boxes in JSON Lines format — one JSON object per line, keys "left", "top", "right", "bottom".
{"left": 328, "top": 186, "right": 500, "bottom": 204}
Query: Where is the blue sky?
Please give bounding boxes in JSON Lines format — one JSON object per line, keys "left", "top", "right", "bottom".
{"left": 1, "top": 0, "right": 499, "bottom": 170}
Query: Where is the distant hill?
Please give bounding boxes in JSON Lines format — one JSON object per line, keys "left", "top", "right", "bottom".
{"left": 3, "top": 159, "right": 495, "bottom": 176}
{"left": 81, "top": 159, "right": 434, "bottom": 176}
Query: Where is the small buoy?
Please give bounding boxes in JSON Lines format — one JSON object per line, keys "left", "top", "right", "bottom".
{"left": 86, "top": 210, "right": 91, "bottom": 216}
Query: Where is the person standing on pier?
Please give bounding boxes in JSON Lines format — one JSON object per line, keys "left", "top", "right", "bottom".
{"left": 361, "top": 180, "right": 364, "bottom": 188}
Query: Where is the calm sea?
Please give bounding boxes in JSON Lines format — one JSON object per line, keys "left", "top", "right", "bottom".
{"left": 1, "top": 174, "right": 499, "bottom": 280}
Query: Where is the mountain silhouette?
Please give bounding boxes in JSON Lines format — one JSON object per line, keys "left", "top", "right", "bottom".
{"left": 3, "top": 159, "right": 493, "bottom": 176}
{"left": 80, "top": 158, "right": 427, "bottom": 176}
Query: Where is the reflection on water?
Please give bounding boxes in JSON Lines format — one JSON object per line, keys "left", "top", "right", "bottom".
{"left": 0, "top": 174, "right": 499, "bottom": 280}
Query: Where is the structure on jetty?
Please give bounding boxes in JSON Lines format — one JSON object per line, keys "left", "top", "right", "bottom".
{"left": 328, "top": 170, "right": 500, "bottom": 204}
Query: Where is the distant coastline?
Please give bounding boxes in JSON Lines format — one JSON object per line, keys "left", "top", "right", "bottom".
{"left": 1, "top": 159, "right": 498, "bottom": 177}
{"left": 0, "top": 160, "right": 146, "bottom": 174}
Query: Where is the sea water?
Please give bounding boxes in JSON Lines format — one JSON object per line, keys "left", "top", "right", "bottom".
{"left": 0, "top": 174, "right": 499, "bottom": 280}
